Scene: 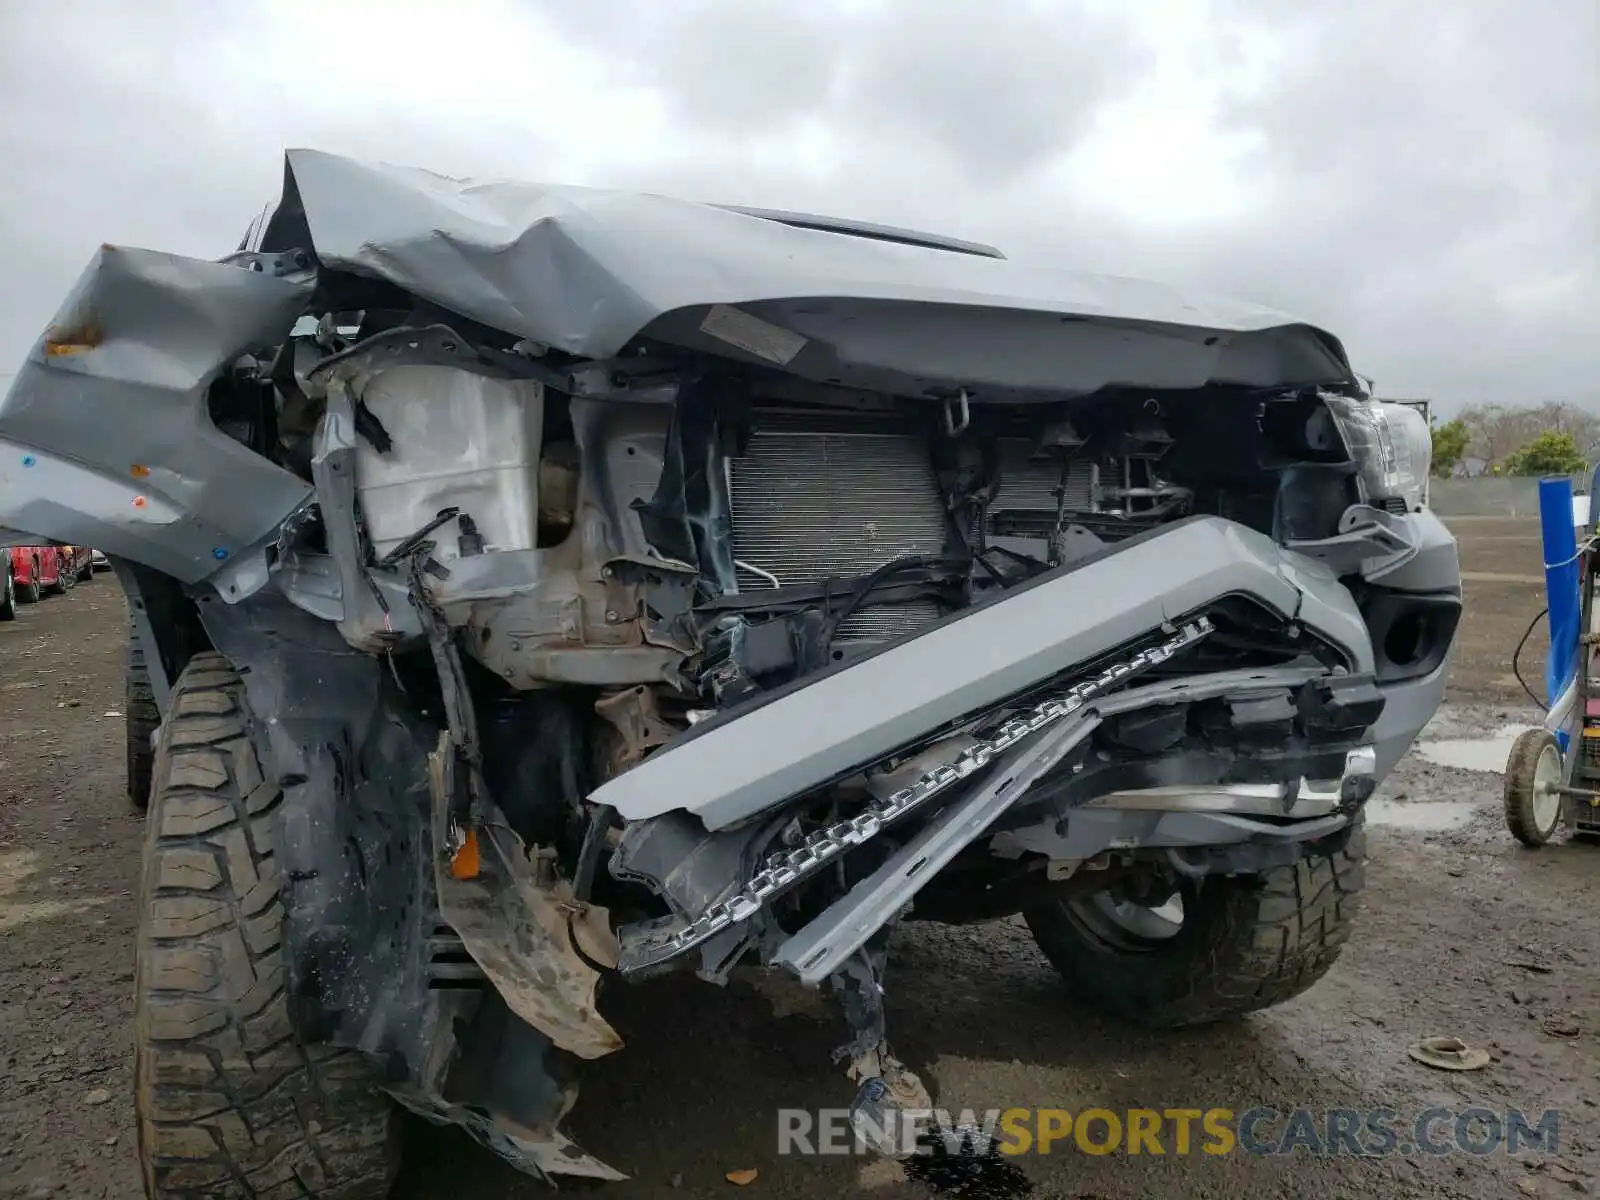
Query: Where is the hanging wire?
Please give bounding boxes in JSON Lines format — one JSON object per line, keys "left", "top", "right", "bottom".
{"left": 1511, "top": 607, "right": 1549, "bottom": 711}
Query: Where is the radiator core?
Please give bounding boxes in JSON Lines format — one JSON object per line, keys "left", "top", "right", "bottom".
{"left": 728, "top": 424, "right": 1096, "bottom": 642}
{"left": 991, "top": 439, "right": 1094, "bottom": 518}
{"left": 729, "top": 428, "right": 946, "bottom": 641}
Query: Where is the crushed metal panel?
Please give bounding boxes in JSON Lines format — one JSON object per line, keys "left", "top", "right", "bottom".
{"left": 428, "top": 737, "right": 623, "bottom": 1061}
{"left": 588, "top": 517, "right": 1343, "bottom": 830}
{"left": 774, "top": 714, "right": 1103, "bottom": 984}
{"left": 615, "top": 619, "right": 1216, "bottom": 975}
{"left": 0, "top": 245, "right": 313, "bottom": 577}
{"left": 388, "top": 1087, "right": 627, "bottom": 1183}
{"left": 263, "top": 148, "right": 1356, "bottom": 386}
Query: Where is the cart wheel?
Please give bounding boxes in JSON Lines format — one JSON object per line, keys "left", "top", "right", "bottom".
{"left": 1504, "top": 729, "right": 1564, "bottom": 847}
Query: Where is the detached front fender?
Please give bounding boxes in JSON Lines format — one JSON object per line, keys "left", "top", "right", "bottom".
{"left": 0, "top": 244, "right": 313, "bottom": 578}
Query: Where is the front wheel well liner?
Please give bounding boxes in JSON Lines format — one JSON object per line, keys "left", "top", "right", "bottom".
{"left": 110, "top": 557, "right": 214, "bottom": 719}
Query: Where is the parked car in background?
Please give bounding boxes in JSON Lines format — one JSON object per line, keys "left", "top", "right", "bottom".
{"left": 0, "top": 538, "right": 100, "bottom": 618}
{"left": 0, "top": 547, "right": 15, "bottom": 620}
{"left": 2, "top": 543, "right": 69, "bottom": 613}
{"left": 37, "top": 545, "right": 77, "bottom": 595}
{"left": 57, "top": 544, "right": 93, "bottom": 585}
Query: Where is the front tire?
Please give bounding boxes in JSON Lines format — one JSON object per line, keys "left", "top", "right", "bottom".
{"left": 0, "top": 559, "right": 15, "bottom": 621}
{"left": 126, "top": 616, "right": 159, "bottom": 811}
{"left": 135, "top": 652, "right": 398, "bottom": 1199}
{"left": 1025, "top": 820, "right": 1366, "bottom": 1028}
{"left": 20, "top": 557, "right": 40, "bottom": 604}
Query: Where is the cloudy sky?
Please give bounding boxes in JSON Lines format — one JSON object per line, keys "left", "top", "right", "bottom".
{"left": 1, "top": 0, "right": 1594, "bottom": 409}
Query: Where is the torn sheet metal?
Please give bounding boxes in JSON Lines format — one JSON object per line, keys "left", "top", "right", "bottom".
{"left": 383, "top": 992, "right": 626, "bottom": 1184}
{"left": 615, "top": 617, "right": 1215, "bottom": 974}
{"left": 389, "top": 1087, "right": 627, "bottom": 1184}
{"left": 776, "top": 713, "right": 1102, "bottom": 985}
{"left": 428, "top": 738, "right": 623, "bottom": 1061}
{"left": 0, "top": 245, "right": 313, "bottom": 571}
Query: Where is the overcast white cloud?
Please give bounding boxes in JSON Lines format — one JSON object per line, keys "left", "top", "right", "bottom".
{"left": 0, "top": 0, "right": 1594, "bottom": 408}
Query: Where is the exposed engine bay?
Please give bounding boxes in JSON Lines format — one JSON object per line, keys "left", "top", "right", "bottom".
{"left": 0, "top": 150, "right": 1462, "bottom": 1185}
{"left": 255, "top": 313, "right": 1365, "bottom": 701}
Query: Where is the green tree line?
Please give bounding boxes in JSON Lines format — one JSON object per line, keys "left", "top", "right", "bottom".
{"left": 1428, "top": 401, "right": 1593, "bottom": 478}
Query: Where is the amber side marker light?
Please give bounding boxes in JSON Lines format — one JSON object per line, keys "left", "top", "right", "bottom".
{"left": 450, "top": 828, "right": 481, "bottom": 880}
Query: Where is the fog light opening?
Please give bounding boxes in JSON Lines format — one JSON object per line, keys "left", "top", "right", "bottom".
{"left": 1384, "top": 611, "right": 1434, "bottom": 668}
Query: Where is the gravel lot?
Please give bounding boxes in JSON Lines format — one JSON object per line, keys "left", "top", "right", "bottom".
{"left": 1, "top": 520, "right": 1597, "bottom": 1200}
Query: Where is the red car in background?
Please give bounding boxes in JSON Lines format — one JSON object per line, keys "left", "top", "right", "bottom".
{"left": 1, "top": 543, "right": 94, "bottom": 620}
{"left": 58, "top": 544, "right": 94, "bottom": 585}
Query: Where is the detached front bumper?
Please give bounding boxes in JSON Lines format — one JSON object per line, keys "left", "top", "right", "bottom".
{"left": 596, "top": 509, "right": 1459, "bottom": 983}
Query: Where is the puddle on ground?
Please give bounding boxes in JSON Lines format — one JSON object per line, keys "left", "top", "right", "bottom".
{"left": 1415, "top": 724, "right": 1540, "bottom": 774}
{"left": 1365, "top": 798, "right": 1477, "bottom": 832}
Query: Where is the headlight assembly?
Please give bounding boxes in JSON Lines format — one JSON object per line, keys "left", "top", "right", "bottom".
{"left": 1323, "top": 395, "right": 1432, "bottom": 512}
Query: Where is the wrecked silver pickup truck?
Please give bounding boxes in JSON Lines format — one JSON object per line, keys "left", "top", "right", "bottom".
{"left": 0, "top": 150, "right": 1457, "bottom": 1194}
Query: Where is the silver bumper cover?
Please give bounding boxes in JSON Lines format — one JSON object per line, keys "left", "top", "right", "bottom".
{"left": 604, "top": 512, "right": 1451, "bottom": 984}
{"left": 593, "top": 515, "right": 1377, "bottom": 831}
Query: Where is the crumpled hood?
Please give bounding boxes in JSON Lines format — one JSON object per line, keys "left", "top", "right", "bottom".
{"left": 0, "top": 149, "right": 1360, "bottom": 573}
{"left": 260, "top": 148, "right": 1356, "bottom": 396}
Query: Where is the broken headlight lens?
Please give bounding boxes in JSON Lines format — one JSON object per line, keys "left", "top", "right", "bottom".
{"left": 1323, "top": 396, "right": 1431, "bottom": 512}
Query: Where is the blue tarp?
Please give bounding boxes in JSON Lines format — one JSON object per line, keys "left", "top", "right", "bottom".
{"left": 1540, "top": 477, "right": 1581, "bottom": 730}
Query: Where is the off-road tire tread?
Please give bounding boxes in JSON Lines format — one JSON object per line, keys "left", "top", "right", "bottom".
{"left": 0, "top": 561, "right": 15, "bottom": 621}
{"left": 127, "top": 616, "right": 160, "bottom": 811}
{"left": 135, "top": 651, "right": 397, "bottom": 1199}
{"left": 1025, "top": 821, "right": 1366, "bottom": 1028}
{"left": 21, "top": 557, "right": 40, "bottom": 604}
{"left": 1504, "top": 728, "right": 1561, "bottom": 847}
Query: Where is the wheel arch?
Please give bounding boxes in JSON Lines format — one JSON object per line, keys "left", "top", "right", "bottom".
{"left": 111, "top": 557, "right": 213, "bottom": 720}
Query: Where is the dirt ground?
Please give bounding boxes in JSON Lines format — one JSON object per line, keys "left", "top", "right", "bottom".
{"left": 2, "top": 520, "right": 1597, "bottom": 1200}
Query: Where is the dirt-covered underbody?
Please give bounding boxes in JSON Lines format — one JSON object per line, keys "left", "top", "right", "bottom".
{"left": 0, "top": 151, "right": 1460, "bottom": 1190}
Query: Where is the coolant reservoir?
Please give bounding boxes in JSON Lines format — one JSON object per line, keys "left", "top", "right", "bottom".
{"left": 352, "top": 366, "right": 543, "bottom": 560}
